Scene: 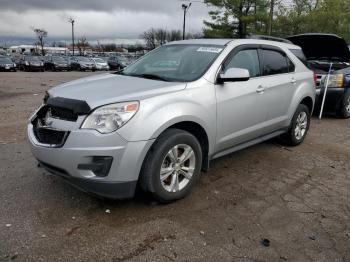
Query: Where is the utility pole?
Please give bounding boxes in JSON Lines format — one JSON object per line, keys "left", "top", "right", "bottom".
{"left": 68, "top": 18, "right": 75, "bottom": 56}
{"left": 268, "top": 0, "right": 274, "bottom": 35}
{"left": 182, "top": 3, "right": 191, "bottom": 40}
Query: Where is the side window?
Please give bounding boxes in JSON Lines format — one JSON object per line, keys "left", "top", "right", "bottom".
{"left": 286, "top": 56, "right": 295, "bottom": 72}
{"left": 224, "top": 49, "right": 260, "bottom": 77}
{"left": 260, "top": 49, "right": 289, "bottom": 76}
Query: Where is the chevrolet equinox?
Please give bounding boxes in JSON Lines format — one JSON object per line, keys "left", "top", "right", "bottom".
{"left": 28, "top": 39, "right": 316, "bottom": 202}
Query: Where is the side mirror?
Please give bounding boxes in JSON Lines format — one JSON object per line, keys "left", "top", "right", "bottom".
{"left": 217, "top": 68, "right": 250, "bottom": 83}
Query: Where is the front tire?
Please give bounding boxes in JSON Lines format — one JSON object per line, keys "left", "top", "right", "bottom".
{"left": 337, "top": 92, "right": 350, "bottom": 119}
{"left": 140, "top": 129, "right": 202, "bottom": 203}
{"left": 284, "top": 104, "right": 310, "bottom": 146}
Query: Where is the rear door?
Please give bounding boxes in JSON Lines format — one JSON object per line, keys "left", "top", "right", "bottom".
{"left": 258, "top": 46, "right": 296, "bottom": 133}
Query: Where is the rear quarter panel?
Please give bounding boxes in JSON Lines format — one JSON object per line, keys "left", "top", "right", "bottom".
{"left": 287, "top": 70, "right": 316, "bottom": 125}
{"left": 283, "top": 47, "right": 316, "bottom": 125}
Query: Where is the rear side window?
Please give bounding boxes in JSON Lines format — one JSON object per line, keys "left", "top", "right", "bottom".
{"left": 287, "top": 57, "right": 295, "bottom": 72}
{"left": 260, "top": 49, "right": 289, "bottom": 75}
{"left": 289, "top": 49, "right": 309, "bottom": 67}
{"left": 224, "top": 49, "right": 260, "bottom": 77}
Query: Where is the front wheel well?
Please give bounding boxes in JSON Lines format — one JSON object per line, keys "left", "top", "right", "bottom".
{"left": 165, "top": 121, "right": 210, "bottom": 172}
{"left": 300, "top": 96, "right": 314, "bottom": 114}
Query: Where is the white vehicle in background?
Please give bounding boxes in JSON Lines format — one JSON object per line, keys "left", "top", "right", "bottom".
{"left": 92, "top": 57, "right": 110, "bottom": 71}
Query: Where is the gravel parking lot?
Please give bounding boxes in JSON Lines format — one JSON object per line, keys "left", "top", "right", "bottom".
{"left": 0, "top": 72, "right": 350, "bottom": 262}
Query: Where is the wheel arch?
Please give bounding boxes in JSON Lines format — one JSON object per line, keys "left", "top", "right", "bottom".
{"left": 142, "top": 119, "right": 211, "bottom": 173}
{"left": 300, "top": 96, "right": 314, "bottom": 114}
{"left": 166, "top": 121, "right": 210, "bottom": 171}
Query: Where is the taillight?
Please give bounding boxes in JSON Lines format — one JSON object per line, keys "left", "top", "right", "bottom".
{"left": 313, "top": 73, "right": 317, "bottom": 87}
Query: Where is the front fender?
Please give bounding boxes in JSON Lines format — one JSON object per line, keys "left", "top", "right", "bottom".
{"left": 117, "top": 84, "right": 217, "bottom": 154}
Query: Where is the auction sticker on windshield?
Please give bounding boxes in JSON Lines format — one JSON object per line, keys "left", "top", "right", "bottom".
{"left": 197, "top": 47, "right": 223, "bottom": 53}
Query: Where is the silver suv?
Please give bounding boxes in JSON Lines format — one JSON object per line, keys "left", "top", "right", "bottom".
{"left": 27, "top": 39, "right": 316, "bottom": 202}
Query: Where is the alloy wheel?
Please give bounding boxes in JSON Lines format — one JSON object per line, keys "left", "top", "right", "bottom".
{"left": 346, "top": 96, "right": 350, "bottom": 113}
{"left": 294, "top": 111, "right": 308, "bottom": 140}
{"left": 160, "top": 144, "right": 196, "bottom": 193}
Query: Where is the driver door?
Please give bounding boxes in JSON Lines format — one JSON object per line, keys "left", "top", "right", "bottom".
{"left": 215, "top": 46, "right": 269, "bottom": 153}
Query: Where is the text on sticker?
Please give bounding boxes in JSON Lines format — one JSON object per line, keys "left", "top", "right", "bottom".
{"left": 197, "top": 47, "right": 223, "bottom": 53}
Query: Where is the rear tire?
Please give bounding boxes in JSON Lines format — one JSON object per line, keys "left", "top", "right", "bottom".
{"left": 140, "top": 128, "right": 202, "bottom": 203}
{"left": 337, "top": 93, "right": 350, "bottom": 119}
{"left": 283, "top": 104, "right": 310, "bottom": 146}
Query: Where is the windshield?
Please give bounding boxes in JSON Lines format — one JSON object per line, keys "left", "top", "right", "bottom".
{"left": 121, "top": 44, "right": 224, "bottom": 82}
{"left": 77, "top": 57, "right": 91, "bottom": 62}
{"left": 25, "top": 56, "right": 40, "bottom": 62}
{"left": 52, "top": 56, "right": 65, "bottom": 62}
{"left": 0, "top": 57, "right": 12, "bottom": 63}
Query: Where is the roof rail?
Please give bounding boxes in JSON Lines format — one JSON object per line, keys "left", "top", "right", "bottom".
{"left": 247, "top": 34, "right": 293, "bottom": 44}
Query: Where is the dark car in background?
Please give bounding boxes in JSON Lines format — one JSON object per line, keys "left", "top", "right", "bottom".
{"left": 107, "top": 56, "right": 128, "bottom": 70}
{"left": 18, "top": 56, "right": 44, "bottom": 72}
{"left": 288, "top": 33, "right": 350, "bottom": 118}
{"left": 44, "top": 56, "right": 71, "bottom": 71}
{"left": 0, "top": 56, "right": 17, "bottom": 71}
{"left": 70, "top": 56, "right": 96, "bottom": 71}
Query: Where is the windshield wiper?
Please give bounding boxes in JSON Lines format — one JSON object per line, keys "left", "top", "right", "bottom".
{"left": 125, "top": 73, "right": 170, "bottom": 82}
{"left": 139, "top": 74, "right": 170, "bottom": 81}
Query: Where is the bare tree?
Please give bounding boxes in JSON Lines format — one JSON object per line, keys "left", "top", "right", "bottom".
{"left": 76, "top": 36, "right": 89, "bottom": 55}
{"left": 155, "top": 29, "right": 167, "bottom": 46}
{"left": 102, "top": 43, "right": 117, "bottom": 52}
{"left": 142, "top": 28, "right": 190, "bottom": 50}
{"left": 186, "top": 32, "right": 203, "bottom": 39}
{"left": 33, "top": 28, "right": 48, "bottom": 55}
{"left": 166, "top": 30, "right": 182, "bottom": 42}
{"left": 141, "top": 28, "right": 157, "bottom": 50}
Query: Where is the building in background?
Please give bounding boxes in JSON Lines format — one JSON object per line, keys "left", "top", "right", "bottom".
{"left": 8, "top": 45, "right": 69, "bottom": 55}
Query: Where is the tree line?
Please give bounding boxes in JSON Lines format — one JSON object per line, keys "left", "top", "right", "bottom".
{"left": 203, "top": 0, "right": 350, "bottom": 42}
{"left": 141, "top": 28, "right": 203, "bottom": 50}
{"left": 31, "top": 0, "right": 350, "bottom": 54}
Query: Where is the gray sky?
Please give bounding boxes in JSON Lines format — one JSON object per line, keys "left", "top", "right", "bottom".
{"left": 0, "top": 0, "right": 211, "bottom": 43}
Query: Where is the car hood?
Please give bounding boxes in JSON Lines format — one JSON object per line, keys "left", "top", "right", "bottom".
{"left": 287, "top": 34, "right": 350, "bottom": 62}
{"left": 49, "top": 73, "right": 186, "bottom": 109}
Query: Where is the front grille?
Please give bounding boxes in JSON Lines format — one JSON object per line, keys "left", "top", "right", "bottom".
{"left": 50, "top": 106, "right": 78, "bottom": 121}
{"left": 33, "top": 124, "right": 69, "bottom": 147}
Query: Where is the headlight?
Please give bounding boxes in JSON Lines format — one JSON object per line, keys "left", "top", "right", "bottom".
{"left": 25, "top": 61, "right": 29, "bottom": 66}
{"left": 81, "top": 101, "right": 139, "bottom": 134}
{"left": 326, "top": 74, "right": 344, "bottom": 88}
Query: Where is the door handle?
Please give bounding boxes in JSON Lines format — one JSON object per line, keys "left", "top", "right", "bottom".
{"left": 256, "top": 85, "right": 265, "bottom": 93}
{"left": 291, "top": 77, "right": 297, "bottom": 84}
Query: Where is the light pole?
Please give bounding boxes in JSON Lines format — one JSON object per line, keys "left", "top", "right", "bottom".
{"left": 68, "top": 18, "right": 75, "bottom": 56}
{"left": 182, "top": 3, "right": 191, "bottom": 40}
